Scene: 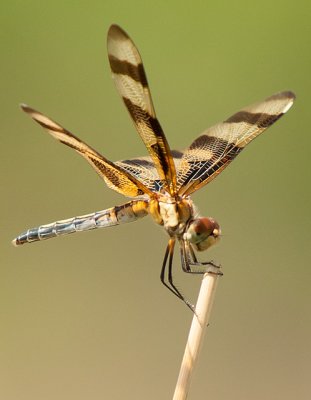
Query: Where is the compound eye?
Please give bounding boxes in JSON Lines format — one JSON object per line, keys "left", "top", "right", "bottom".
{"left": 193, "top": 218, "right": 219, "bottom": 239}
{"left": 184, "top": 217, "right": 221, "bottom": 251}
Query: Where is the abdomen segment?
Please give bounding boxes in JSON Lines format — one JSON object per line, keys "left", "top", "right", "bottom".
{"left": 13, "top": 199, "right": 148, "bottom": 246}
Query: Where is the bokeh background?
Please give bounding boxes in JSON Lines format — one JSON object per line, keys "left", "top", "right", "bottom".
{"left": 1, "top": 1, "right": 310, "bottom": 399}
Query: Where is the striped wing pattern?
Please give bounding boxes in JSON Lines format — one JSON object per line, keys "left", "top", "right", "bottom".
{"left": 177, "top": 91, "right": 295, "bottom": 196}
{"left": 107, "top": 24, "right": 177, "bottom": 195}
{"left": 116, "top": 150, "right": 183, "bottom": 193}
{"left": 12, "top": 21, "right": 296, "bottom": 279}
{"left": 20, "top": 105, "right": 151, "bottom": 198}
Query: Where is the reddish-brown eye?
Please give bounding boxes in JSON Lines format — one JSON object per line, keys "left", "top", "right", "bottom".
{"left": 184, "top": 217, "right": 221, "bottom": 251}
{"left": 192, "top": 218, "right": 219, "bottom": 237}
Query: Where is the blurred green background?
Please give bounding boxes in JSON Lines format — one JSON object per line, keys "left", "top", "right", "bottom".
{"left": 1, "top": 1, "right": 310, "bottom": 399}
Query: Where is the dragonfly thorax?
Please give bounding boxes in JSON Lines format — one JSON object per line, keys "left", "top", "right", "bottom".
{"left": 184, "top": 217, "right": 221, "bottom": 251}
{"left": 149, "top": 198, "right": 194, "bottom": 236}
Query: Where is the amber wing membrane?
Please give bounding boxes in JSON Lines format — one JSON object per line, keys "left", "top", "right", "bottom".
{"left": 107, "top": 24, "right": 177, "bottom": 195}
{"left": 20, "top": 105, "right": 152, "bottom": 198}
{"left": 177, "top": 91, "right": 295, "bottom": 196}
{"left": 116, "top": 150, "right": 183, "bottom": 193}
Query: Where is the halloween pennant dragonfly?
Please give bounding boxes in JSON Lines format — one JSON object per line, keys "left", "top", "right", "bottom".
{"left": 13, "top": 25, "right": 295, "bottom": 309}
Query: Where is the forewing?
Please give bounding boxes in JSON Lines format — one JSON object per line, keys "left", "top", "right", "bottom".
{"left": 107, "top": 24, "right": 177, "bottom": 195}
{"left": 177, "top": 91, "right": 295, "bottom": 196}
{"left": 21, "top": 105, "right": 152, "bottom": 198}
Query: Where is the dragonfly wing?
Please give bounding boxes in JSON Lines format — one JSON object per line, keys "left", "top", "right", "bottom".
{"left": 21, "top": 104, "right": 152, "bottom": 197}
{"left": 107, "top": 24, "right": 177, "bottom": 195}
{"left": 177, "top": 91, "right": 295, "bottom": 196}
{"left": 116, "top": 150, "right": 183, "bottom": 193}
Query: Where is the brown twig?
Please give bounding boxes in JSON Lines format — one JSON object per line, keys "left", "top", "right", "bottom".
{"left": 173, "top": 267, "right": 222, "bottom": 400}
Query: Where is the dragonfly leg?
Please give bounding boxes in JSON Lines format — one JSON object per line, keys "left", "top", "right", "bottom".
{"left": 161, "top": 239, "right": 194, "bottom": 312}
{"left": 180, "top": 240, "right": 222, "bottom": 275}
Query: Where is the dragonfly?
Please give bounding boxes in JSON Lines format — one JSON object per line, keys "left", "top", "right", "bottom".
{"left": 13, "top": 24, "right": 295, "bottom": 309}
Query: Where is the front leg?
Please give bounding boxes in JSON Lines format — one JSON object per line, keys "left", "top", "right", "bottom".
{"left": 180, "top": 239, "right": 222, "bottom": 275}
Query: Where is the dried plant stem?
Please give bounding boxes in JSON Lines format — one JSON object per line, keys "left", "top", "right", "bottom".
{"left": 173, "top": 267, "right": 222, "bottom": 400}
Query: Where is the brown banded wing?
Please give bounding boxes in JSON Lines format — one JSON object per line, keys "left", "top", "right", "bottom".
{"left": 107, "top": 24, "right": 177, "bottom": 196}
{"left": 20, "top": 105, "right": 152, "bottom": 198}
{"left": 177, "top": 91, "right": 295, "bottom": 196}
{"left": 116, "top": 150, "right": 183, "bottom": 193}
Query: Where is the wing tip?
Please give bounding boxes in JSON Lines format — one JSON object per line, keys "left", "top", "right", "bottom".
{"left": 266, "top": 90, "right": 296, "bottom": 113}
{"left": 285, "top": 90, "right": 296, "bottom": 100}
{"left": 281, "top": 90, "right": 296, "bottom": 112}
{"left": 281, "top": 91, "right": 296, "bottom": 106}
{"left": 108, "top": 24, "right": 129, "bottom": 42}
{"left": 269, "top": 90, "right": 296, "bottom": 102}
{"left": 20, "top": 103, "right": 44, "bottom": 124}
{"left": 20, "top": 103, "right": 32, "bottom": 113}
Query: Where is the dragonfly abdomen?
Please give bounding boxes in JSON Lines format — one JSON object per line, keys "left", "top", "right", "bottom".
{"left": 12, "top": 200, "right": 148, "bottom": 246}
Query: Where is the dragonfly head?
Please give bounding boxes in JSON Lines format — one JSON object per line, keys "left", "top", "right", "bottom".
{"left": 184, "top": 217, "right": 221, "bottom": 251}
